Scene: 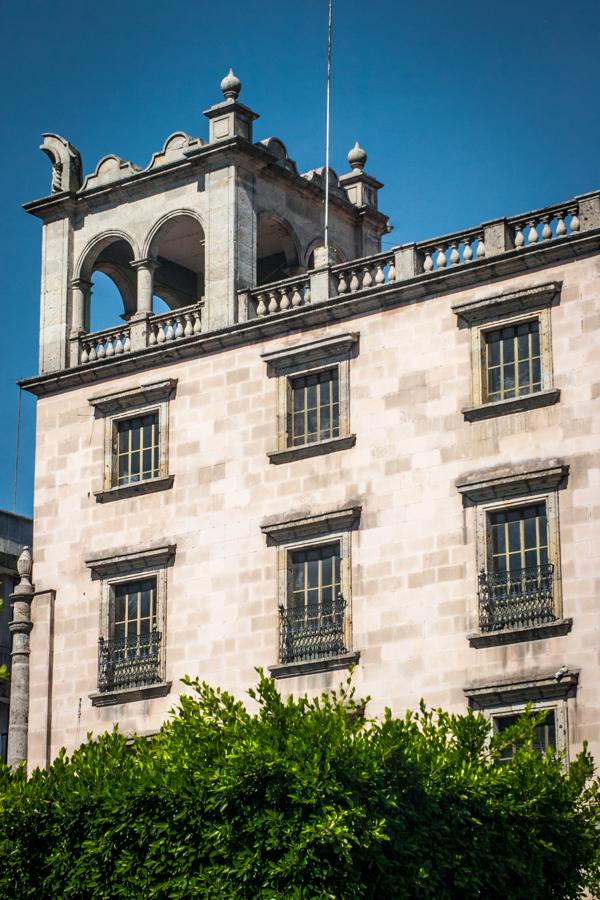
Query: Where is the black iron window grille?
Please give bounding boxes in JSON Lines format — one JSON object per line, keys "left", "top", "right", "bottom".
{"left": 279, "top": 592, "right": 347, "bottom": 664}
{"left": 478, "top": 563, "right": 555, "bottom": 632}
{"left": 98, "top": 630, "right": 161, "bottom": 692}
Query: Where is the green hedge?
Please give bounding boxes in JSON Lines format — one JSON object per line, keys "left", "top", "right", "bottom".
{"left": 1, "top": 674, "right": 599, "bottom": 898}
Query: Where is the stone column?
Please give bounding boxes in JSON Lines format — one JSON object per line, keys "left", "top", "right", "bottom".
{"left": 6, "top": 547, "right": 35, "bottom": 770}
{"left": 131, "top": 258, "right": 158, "bottom": 315}
{"left": 70, "top": 277, "right": 92, "bottom": 333}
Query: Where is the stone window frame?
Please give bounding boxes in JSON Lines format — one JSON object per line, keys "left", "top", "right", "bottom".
{"left": 452, "top": 282, "right": 561, "bottom": 421}
{"left": 456, "top": 462, "right": 571, "bottom": 648}
{"left": 464, "top": 669, "right": 578, "bottom": 764}
{"left": 86, "top": 544, "right": 175, "bottom": 706}
{"left": 89, "top": 378, "right": 177, "bottom": 503}
{"left": 261, "top": 506, "right": 361, "bottom": 678}
{"left": 261, "top": 333, "right": 358, "bottom": 464}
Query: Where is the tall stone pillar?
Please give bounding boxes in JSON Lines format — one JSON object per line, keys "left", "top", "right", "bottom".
{"left": 7, "top": 547, "right": 34, "bottom": 770}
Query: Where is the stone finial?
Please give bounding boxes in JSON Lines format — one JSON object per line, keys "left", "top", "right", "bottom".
{"left": 220, "top": 68, "right": 242, "bottom": 100}
{"left": 16, "top": 547, "right": 33, "bottom": 586}
{"left": 347, "top": 142, "right": 367, "bottom": 172}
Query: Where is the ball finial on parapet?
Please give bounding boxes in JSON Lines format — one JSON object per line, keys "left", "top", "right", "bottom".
{"left": 220, "top": 68, "right": 242, "bottom": 100}
{"left": 348, "top": 141, "right": 367, "bottom": 172}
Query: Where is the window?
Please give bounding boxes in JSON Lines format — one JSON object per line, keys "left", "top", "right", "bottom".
{"left": 89, "top": 378, "right": 176, "bottom": 502}
{"left": 115, "top": 413, "right": 160, "bottom": 486}
{"left": 282, "top": 543, "right": 345, "bottom": 663}
{"left": 493, "top": 709, "right": 556, "bottom": 762}
{"left": 464, "top": 670, "right": 577, "bottom": 764}
{"left": 262, "top": 333, "right": 358, "bottom": 463}
{"left": 484, "top": 320, "right": 541, "bottom": 402}
{"left": 99, "top": 577, "right": 161, "bottom": 693}
{"left": 456, "top": 462, "right": 569, "bottom": 646}
{"left": 452, "top": 281, "right": 560, "bottom": 420}
{"left": 86, "top": 544, "right": 175, "bottom": 706}
{"left": 289, "top": 369, "right": 340, "bottom": 447}
{"left": 261, "top": 506, "right": 361, "bottom": 676}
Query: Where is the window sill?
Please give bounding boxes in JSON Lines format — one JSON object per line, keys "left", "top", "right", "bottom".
{"left": 267, "top": 434, "right": 356, "bottom": 465}
{"left": 268, "top": 650, "right": 360, "bottom": 679}
{"left": 89, "top": 681, "right": 172, "bottom": 707}
{"left": 462, "top": 388, "right": 560, "bottom": 422}
{"left": 94, "top": 475, "right": 174, "bottom": 503}
{"left": 467, "top": 618, "right": 572, "bottom": 648}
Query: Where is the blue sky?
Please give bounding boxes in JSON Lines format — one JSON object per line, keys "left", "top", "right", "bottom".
{"left": 0, "top": 0, "right": 598, "bottom": 516}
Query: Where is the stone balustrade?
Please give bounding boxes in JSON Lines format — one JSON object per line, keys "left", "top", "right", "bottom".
{"left": 331, "top": 251, "right": 397, "bottom": 295}
{"left": 418, "top": 231, "right": 485, "bottom": 273}
{"left": 80, "top": 326, "right": 131, "bottom": 363}
{"left": 509, "top": 203, "right": 580, "bottom": 248}
{"left": 148, "top": 303, "right": 202, "bottom": 345}
{"left": 250, "top": 275, "right": 311, "bottom": 318}
{"left": 74, "top": 191, "right": 599, "bottom": 351}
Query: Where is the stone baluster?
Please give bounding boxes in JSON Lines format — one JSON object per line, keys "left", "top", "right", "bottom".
{"left": 476, "top": 234, "right": 486, "bottom": 258}
{"left": 291, "top": 284, "right": 303, "bottom": 307}
{"left": 423, "top": 250, "right": 434, "bottom": 272}
{"left": 387, "top": 258, "right": 397, "bottom": 282}
{"left": 515, "top": 223, "right": 525, "bottom": 247}
{"left": 303, "top": 283, "right": 311, "bottom": 304}
{"left": 374, "top": 262, "right": 385, "bottom": 285}
{"left": 436, "top": 247, "right": 447, "bottom": 269}
{"left": 556, "top": 211, "right": 567, "bottom": 237}
{"left": 362, "top": 266, "right": 373, "bottom": 289}
{"left": 268, "top": 291, "right": 279, "bottom": 315}
{"left": 256, "top": 293, "right": 267, "bottom": 317}
{"left": 193, "top": 309, "right": 202, "bottom": 333}
{"left": 463, "top": 240, "right": 473, "bottom": 263}
{"left": 184, "top": 314, "right": 194, "bottom": 337}
{"left": 569, "top": 207, "right": 580, "bottom": 233}
{"left": 337, "top": 270, "right": 349, "bottom": 294}
{"left": 279, "top": 287, "right": 290, "bottom": 311}
{"left": 527, "top": 221, "right": 539, "bottom": 244}
{"left": 6, "top": 547, "right": 35, "bottom": 770}
{"left": 175, "top": 316, "right": 185, "bottom": 339}
{"left": 165, "top": 319, "right": 175, "bottom": 341}
{"left": 449, "top": 243, "right": 460, "bottom": 266}
{"left": 123, "top": 330, "right": 131, "bottom": 352}
{"left": 349, "top": 270, "right": 360, "bottom": 292}
{"left": 541, "top": 217, "right": 552, "bottom": 240}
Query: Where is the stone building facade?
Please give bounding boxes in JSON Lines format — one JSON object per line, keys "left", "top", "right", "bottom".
{"left": 18, "top": 71, "right": 600, "bottom": 771}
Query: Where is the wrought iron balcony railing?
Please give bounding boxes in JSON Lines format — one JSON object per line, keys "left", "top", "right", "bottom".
{"left": 478, "top": 563, "right": 555, "bottom": 633}
{"left": 97, "top": 630, "right": 162, "bottom": 692}
{"left": 279, "top": 594, "right": 347, "bottom": 664}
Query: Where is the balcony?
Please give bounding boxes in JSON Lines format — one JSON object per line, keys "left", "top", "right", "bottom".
{"left": 97, "top": 631, "right": 162, "bottom": 693}
{"left": 278, "top": 594, "right": 347, "bottom": 664}
{"left": 478, "top": 564, "right": 556, "bottom": 633}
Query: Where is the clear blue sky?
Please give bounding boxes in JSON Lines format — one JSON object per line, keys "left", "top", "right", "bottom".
{"left": 0, "top": 0, "right": 598, "bottom": 517}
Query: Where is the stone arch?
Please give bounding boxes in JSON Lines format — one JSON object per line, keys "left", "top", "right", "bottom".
{"left": 304, "top": 239, "right": 346, "bottom": 269}
{"left": 74, "top": 231, "right": 139, "bottom": 327}
{"left": 143, "top": 210, "right": 206, "bottom": 310}
{"left": 256, "top": 212, "right": 302, "bottom": 285}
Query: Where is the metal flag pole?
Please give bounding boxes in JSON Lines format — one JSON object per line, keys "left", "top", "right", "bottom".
{"left": 324, "top": 0, "right": 333, "bottom": 248}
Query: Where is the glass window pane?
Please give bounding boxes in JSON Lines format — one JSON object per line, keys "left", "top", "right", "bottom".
{"left": 532, "top": 357, "right": 541, "bottom": 389}
{"left": 503, "top": 334, "right": 515, "bottom": 364}
{"left": 130, "top": 421, "right": 141, "bottom": 451}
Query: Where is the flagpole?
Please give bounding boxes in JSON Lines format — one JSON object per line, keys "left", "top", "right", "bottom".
{"left": 324, "top": 0, "right": 333, "bottom": 249}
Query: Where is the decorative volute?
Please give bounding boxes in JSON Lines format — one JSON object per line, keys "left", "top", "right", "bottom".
{"left": 40, "top": 133, "right": 82, "bottom": 193}
{"left": 347, "top": 142, "right": 367, "bottom": 172}
{"left": 220, "top": 68, "right": 242, "bottom": 100}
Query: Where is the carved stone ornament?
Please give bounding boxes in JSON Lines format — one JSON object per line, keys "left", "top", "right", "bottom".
{"left": 40, "top": 133, "right": 83, "bottom": 193}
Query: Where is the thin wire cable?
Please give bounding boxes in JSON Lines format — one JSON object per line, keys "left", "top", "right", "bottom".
{"left": 324, "top": 0, "right": 333, "bottom": 248}
{"left": 13, "top": 387, "right": 22, "bottom": 512}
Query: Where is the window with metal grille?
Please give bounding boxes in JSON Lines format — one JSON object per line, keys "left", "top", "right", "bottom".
{"left": 494, "top": 709, "right": 556, "bottom": 762}
{"left": 98, "top": 577, "right": 161, "bottom": 692}
{"left": 489, "top": 504, "right": 548, "bottom": 574}
{"left": 279, "top": 543, "right": 346, "bottom": 663}
{"left": 484, "top": 319, "right": 542, "bottom": 402}
{"left": 288, "top": 369, "right": 340, "bottom": 447}
{"left": 115, "top": 413, "right": 160, "bottom": 486}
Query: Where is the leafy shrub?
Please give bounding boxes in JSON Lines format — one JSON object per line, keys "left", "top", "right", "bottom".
{"left": 0, "top": 673, "right": 598, "bottom": 898}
